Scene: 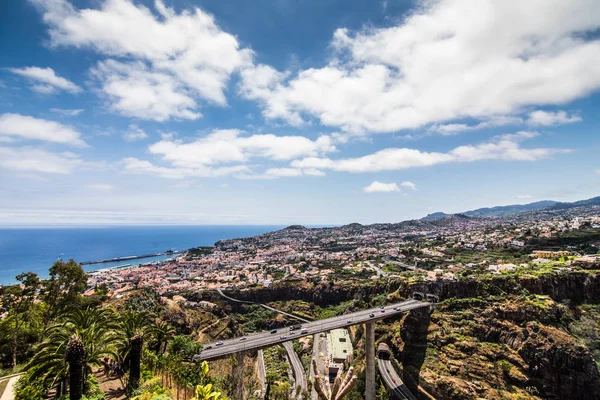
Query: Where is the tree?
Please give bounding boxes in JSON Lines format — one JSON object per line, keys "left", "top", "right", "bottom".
{"left": 25, "top": 307, "right": 119, "bottom": 397}
{"left": 151, "top": 321, "right": 176, "bottom": 355}
{"left": 65, "top": 334, "right": 85, "bottom": 400}
{"left": 42, "top": 260, "right": 87, "bottom": 325}
{"left": 119, "top": 311, "right": 153, "bottom": 392}
{"left": 2, "top": 272, "right": 40, "bottom": 371}
{"left": 168, "top": 335, "right": 203, "bottom": 361}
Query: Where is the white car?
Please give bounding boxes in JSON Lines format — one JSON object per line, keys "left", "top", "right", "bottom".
{"left": 280, "top": 335, "right": 287, "bottom": 339}
{"left": 216, "top": 341, "right": 224, "bottom": 346}
{"left": 240, "top": 337, "right": 247, "bottom": 341}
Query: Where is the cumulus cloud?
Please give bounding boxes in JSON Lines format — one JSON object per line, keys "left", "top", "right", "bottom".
{"left": 123, "top": 124, "right": 149, "bottom": 142}
{"left": 0, "top": 113, "right": 86, "bottom": 147}
{"left": 0, "top": 147, "right": 83, "bottom": 174}
{"left": 50, "top": 108, "right": 84, "bottom": 117}
{"left": 33, "top": 0, "right": 252, "bottom": 120}
{"left": 8, "top": 66, "right": 82, "bottom": 94}
{"left": 85, "top": 183, "right": 114, "bottom": 190}
{"left": 292, "top": 132, "right": 568, "bottom": 173}
{"left": 527, "top": 110, "right": 582, "bottom": 126}
{"left": 364, "top": 181, "right": 400, "bottom": 193}
{"left": 241, "top": 0, "right": 600, "bottom": 134}
{"left": 148, "top": 130, "right": 336, "bottom": 168}
{"left": 400, "top": 181, "right": 417, "bottom": 191}
{"left": 121, "top": 130, "right": 336, "bottom": 179}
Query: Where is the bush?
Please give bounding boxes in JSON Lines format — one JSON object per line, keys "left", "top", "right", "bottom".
{"left": 14, "top": 372, "right": 45, "bottom": 400}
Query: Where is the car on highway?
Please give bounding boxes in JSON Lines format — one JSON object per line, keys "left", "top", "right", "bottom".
{"left": 347, "top": 319, "right": 353, "bottom": 323}
{"left": 270, "top": 329, "right": 277, "bottom": 334}
{"left": 381, "top": 310, "right": 385, "bottom": 313}
{"left": 369, "top": 313, "right": 375, "bottom": 317}
{"left": 240, "top": 337, "right": 247, "bottom": 341}
{"left": 216, "top": 341, "right": 224, "bottom": 346}
{"left": 301, "top": 329, "right": 309, "bottom": 334}
{"left": 289, "top": 331, "right": 296, "bottom": 335}
{"left": 393, "top": 307, "right": 399, "bottom": 311}
{"left": 280, "top": 335, "right": 287, "bottom": 339}
{"left": 392, "top": 378, "right": 396, "bottom": 383}
{"left": 380, "top": 305, "right": 385, "bottom": 309}
{"left": 205, "top": 345, "right": 212, "bottom": 350}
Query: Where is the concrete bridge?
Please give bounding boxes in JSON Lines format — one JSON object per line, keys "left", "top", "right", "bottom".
{"left": 197, "top": 292, "right": 435, "bottom": 399}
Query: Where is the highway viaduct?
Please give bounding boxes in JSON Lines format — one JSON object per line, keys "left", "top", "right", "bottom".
{"left": 194, "top": 292, "right": 435, "bottom": 400}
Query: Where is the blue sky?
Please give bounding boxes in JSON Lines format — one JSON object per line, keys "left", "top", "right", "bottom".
{"left": 0, "top": 0, "right": 599, "bottom": 226}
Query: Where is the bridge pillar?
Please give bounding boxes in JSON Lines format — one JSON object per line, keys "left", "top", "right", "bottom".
{"left": 365, "top": 322, "right": 376, "bottom": 400}
{"left": 232, "top": 352, "right": 244, "bottom": 400}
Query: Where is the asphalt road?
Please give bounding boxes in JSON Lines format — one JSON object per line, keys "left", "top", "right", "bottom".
{"left": 377, "top": 357, "right": 417, "bottom": 400}
{"left": 283, "top": 341, "right": 307, "bottom": 399}
{"left": 382, "top": 257, "right": 419, "bottom": 271}
{"left": 196, "top": 299, "right": 430, "bottom": 361}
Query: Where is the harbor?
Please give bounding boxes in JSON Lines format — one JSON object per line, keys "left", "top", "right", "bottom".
{"left": 80, "top": 250, "right": 181, "bottom": 265}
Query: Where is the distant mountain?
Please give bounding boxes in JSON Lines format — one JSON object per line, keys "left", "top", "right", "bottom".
{"left": 463, "top": 200, "right": 559, "bottom": 217}
{"left": 422, "top": 212, "right": 450, "bottom": 221}
{"left": 547, "top": 196, "right": 600, "bottom": 211}
{"left": 423, "top": 200, "right": 559, "bottom": 220}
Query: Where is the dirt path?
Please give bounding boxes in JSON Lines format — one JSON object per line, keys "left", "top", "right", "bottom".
{"left": 96, "top": 371, "right": 126, "bottom": 400}
{"left": 0, "top": 376, "right": 21, "bottom": 400}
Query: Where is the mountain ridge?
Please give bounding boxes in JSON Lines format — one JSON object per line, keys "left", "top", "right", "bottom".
{"left": 422, "top": 197, "right": 600, "bottom": 220}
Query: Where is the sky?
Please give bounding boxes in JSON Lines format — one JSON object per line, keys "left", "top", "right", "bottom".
{"left": 0, "top": 0, "right": 599, "bottom": 226}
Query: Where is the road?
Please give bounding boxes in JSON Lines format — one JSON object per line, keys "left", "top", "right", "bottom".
{"left": 216, "top": 288, "right": 310, "bottom": 323}
{"left": 196, "top": 299, "right": 430, "bottom": 361}
{"left": 383, "top": 257, "right": 419, "bottom": 271}
{"left": 257, "top": 349, "right": 266, "bottom": 397}
{"left": 377, "top": 358, "right": 417, "bottom": 400}
{"left": 365, "top": 261, "right": 388, "bottom": 278}
{"left": 283, "top": 342, "right": 307, "bottom": 399}
{"left": 309, "top": 333, "right": 326, "bottom": 400}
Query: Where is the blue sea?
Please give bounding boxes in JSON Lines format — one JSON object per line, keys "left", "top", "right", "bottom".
{"left": 0, "top": 225, "right": 283, "bottom": 285}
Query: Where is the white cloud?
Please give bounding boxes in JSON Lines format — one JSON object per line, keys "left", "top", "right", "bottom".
{"left": 123, "top": 124, "right": 149, "bottom": 142}
{"left": 595, "top": 169, "right": 600, "bottom": 176}
{"left": 364, "top": 181, "right": 400, "bottom": 193}
{"left": 400, "top": 181, "right": 417, "bottom": 191}
{"left": 90, "top": 60, "right": 201, "bottom": 121}
{"left": 121, "top": 130, "right": 336, "bottom": 179}
{"left": 527, "top": 110, "right": 582, "bottom": 126}
{"left": 33, "top": 0, "right": 252, "bottom": 120}
{"left": 148, "top": 130, "right": 336, "bottom": 168}
{"left": 241, "top": 0, "right": 600, "bottom": 134}
{"left": 50, "top": 108, "right": 84, "bottom": 117}
{"left": 8, "top": 66, "right": 82, "bottom": 94}
{"left": 0, "top": 113, "right": 87, "bottom": 147}
{"left": 263, "top": 167, "right": 326, "bottom": 178}
{"left": 517, "top": 194, "right": 532, "bottom": 200}
{"left": 292, "top": 132, "right": 568, "bottom": 173}
{"left": 0, "top": 147, "right": 83, "bottom": 174}
{"left": 122, "top": 157, "right": 250, "bottom": 179}
{"left": 85, "top": 183, "right": 114, "bottom": 190}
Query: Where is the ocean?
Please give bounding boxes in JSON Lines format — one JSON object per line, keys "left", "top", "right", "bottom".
{"left": 0, "top": 225, "right": 283, "bottom": 285}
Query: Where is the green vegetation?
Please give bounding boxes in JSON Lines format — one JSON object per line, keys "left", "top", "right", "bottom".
{"left": 0, "top": 261, "right": 226, "bottom": 400}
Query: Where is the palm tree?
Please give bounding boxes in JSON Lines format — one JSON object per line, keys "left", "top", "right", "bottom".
{"left": 118, "top": 311, "right": 153, "bottom": 392}
{"left": 149, "top": 320, "right": 176, "bottom": 354}
{"left": 65, "top": 334, "right": 85, "bottom": 400}
{"left": 26, "top": 308, "right": 119, "bottom": 399}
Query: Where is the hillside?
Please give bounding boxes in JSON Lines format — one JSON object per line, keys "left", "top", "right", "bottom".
{"left": 423, "top": 199, "right": 565, "bottom": 220}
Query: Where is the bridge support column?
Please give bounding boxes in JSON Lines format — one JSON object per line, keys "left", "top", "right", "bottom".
{"left": 232, "top": 352, "right": 244, "bottom": 400}
{"left": 365, "top": 322, "right": 376, "bottom": 400}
